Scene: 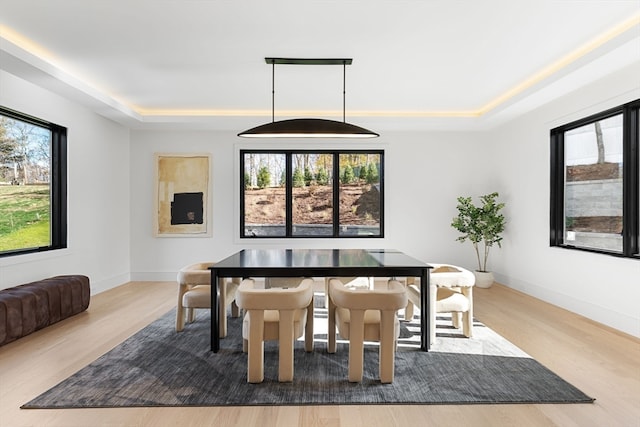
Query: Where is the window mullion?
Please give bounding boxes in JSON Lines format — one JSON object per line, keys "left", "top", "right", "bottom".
{"left": 549, "top": 131, "right": 565, "bottom": 246}
{"left": 285, "top": 152, "right": 293, "bottom": 237}
{"left": 623, "top": 104, "right": 639, "bottom": 256}
{"left": 51, "top": 128, "right": 67, "bottom": 249}
{"left": 332, "top": 152, "right": 340, "bottom": 237}
{"left": 239, "top": 152, "right": 246, "bottom": 237}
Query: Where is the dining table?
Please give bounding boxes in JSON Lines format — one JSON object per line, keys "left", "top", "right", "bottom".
{"left": 210, "top": 248, "right": 432, "bottom": 352}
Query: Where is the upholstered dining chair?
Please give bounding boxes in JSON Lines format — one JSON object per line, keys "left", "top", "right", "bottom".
{"left": 323, "top": 277, "right": 407, "bottom": 308}
{"left": 404, "top": 264, "right": 475, "bottom": 347}
{"left": 327, "top": 277, "right": 408, "bottom": 383}
{"left": 236, "top": 277, "right": 315, "bottom": 383}
{"left": 175, "top": 262, "right": 240, "bottom": 337}
{"left": 323, "top": 276, "right": 371, "bottom": 308}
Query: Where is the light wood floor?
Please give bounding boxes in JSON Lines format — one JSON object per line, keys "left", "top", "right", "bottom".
{"left": 1, "top": 281, "right": 638, "bottom": 427}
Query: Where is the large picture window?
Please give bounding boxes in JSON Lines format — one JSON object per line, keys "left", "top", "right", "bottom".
{"left": 550, "top": 99, "right": 639, "bottom": 258}
{"left": 0, "top": 106, "right": 67, "bottom": 257}
{"left": 241, "top": 150, "right": 383, "bottom": 238}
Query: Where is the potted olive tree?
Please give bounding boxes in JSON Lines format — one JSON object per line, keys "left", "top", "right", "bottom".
{"left": 451, "top": 192, "right": 506, "bottom": 288}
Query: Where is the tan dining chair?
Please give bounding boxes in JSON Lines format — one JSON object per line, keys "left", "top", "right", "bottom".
{"left": 236, "top": 277, "right": 315, "bottom": 383}
{"left": 323, "top": 276, "right": 371, "bottom": 308}
{"left": 175, "top": 262, "right": 240, "bottom": 337}
{"left": 404, "top": 264, "right": 475, "bottom": 347}
{"left": 323, "top": 277, "right": 407, "bottom": 308}
{"left": 327, "top": 277, "right": 408, "bottom": 383}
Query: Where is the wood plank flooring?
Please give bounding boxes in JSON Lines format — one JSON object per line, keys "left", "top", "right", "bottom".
{"left": 1, "top": 281, "right": 638, "bottom": 427}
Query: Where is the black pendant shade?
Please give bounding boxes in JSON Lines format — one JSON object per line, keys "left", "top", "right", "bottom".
{"left": 238, "top": 58, "right": 379, "bottom": 138}
{"left": 238, "top": 118, "right": 379, "bottom": 138}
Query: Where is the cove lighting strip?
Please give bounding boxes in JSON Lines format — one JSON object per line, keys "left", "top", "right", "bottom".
{"left": 2, "top": 12, "right": 639, "bottom": 120}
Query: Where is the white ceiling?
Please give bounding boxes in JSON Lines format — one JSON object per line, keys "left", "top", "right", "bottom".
{"left": 1, "top": 1, "right": 639, "bottom": 131}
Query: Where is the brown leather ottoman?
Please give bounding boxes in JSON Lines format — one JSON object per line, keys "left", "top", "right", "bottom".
{"left": 0, "top": 275, "right": 90, "bottom": 346}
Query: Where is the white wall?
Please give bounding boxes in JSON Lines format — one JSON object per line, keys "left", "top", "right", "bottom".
{"left": 129, "top": 130, "right": 491, "bottom": 280}
{"left": 129, "top": 63, "right": 640, "bottom": 338}
{"left": 0, "top": 71, "right": 131, "bottom": 294}
{"left": 489, "top": 62, "right": 640, "bottom": 338}
{"left": 3, "top": 58, "right": 638, "bottom": 338}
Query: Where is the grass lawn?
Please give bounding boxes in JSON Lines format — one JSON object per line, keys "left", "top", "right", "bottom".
{"left": 0, "top": 185, "right": 51, "bottom": 252}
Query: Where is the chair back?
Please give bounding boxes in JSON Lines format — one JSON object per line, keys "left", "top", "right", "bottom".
{"left": 236, "top": 278, "right": 314, "bottom": 311}
{"left": 430, "top": 264, "right": 475, "bottom": 288}
{"left": 329, "top": 278, "right": 407, "bottom": 311}
{"left": 177, "top": 262, "right": 214, "bottom": 286}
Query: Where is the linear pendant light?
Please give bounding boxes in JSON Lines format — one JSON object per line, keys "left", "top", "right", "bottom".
{"left": 238, "top": 58, "right": 379, "bottom": 138}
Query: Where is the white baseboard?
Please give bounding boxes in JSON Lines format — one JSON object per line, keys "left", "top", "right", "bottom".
{"left": 494, "top": 272, "right": 639, "bottom": 338}
{"left": 130, "top": 272, "right": 177, "bottom": 282}
{"left": 90, "top": 272, "right": 131, "bottom": 295}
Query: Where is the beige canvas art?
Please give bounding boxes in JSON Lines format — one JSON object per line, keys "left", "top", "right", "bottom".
{"left": 154, "top": 153, "right": 211, "bottom": 237}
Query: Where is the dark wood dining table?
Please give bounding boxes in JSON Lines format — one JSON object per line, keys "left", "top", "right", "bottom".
{"left": 210, "top": 248, "right": 432, "bottom": 352}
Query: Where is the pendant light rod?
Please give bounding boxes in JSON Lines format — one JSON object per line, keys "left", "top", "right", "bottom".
{"left": 267, "top": 57, "right": 352, "bottom": 123}
{"left": 271, "top": 60, "right": 275, "bottom": 123}
{"left": 343, "top": 61, "right": 346, "bottom": 123}
{"left": 238, "top": 57, "right": 379, "bottom": 138}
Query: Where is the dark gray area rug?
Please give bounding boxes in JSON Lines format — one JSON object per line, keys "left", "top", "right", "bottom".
{"left": 23, "top": 300, "right": 594, "bottom": 408}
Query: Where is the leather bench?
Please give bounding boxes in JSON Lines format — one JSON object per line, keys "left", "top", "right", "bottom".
{"left": 0, "top": 275, "right": 90, "bottom": 346}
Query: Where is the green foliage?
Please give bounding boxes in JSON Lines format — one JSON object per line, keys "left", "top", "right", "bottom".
{"left": 279, "top": 171, "right": 286, "bottom": 187}
{"left": 315, "top": 168, "right": 329, "bottom": 185}
{"left": 565, "top": 216, "right": 575, "bottom": 229}
{"left": 365, "top": 163, "right": 379, "bottom": 184}
{"left": 358, "top": 165, "right": 367, "bottom": 181}
{"left": 451, "top": 192, "right": 506, "bottom": 272}
{"left": 341, "top": 164, "right": 355, "bottom": 184}
{"left": 292, "top": 167, "right": 305, "bottom": 188}
{"left": 304, "top": 167, "right": 314, "bottom": 186}
{"left": 256, "top": 166, "right": 271, "bottom": 189}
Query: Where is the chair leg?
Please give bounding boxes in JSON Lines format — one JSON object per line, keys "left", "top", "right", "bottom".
{"left": 219, "top": 308, "right": 228, "bottom": 338}
{"left": 186, "top": 308, "right": 195, "bottom": 323}
{"left": 462, "top": 311, "right": 472, "bottom": 337}
{"left": 230, "top": 278, "right": 242, "bottom": 319}
{"left": 305, "top": 300, "right": 314, "bottom": 352}
{"left": 462, "top": 286, "right": 473, "bottom": 338}
{"left": 176, "top": 284, "right": 187, "bottom": 332}
{"left": 324, "top": 278, "right": 330, "bottom": 309}
{"left": 429, "top": 283, "right": 437, "bottom": 347}
{"left": 278, "top": 309, "right": 295, "bottom": 382}
{"left": 176, "top": 308, "right": 185, "bottom": 331}
{"left": 328, "top": 293, "right": 337, "bottom": 353}
{"left": 379, "top": 310, "right": 396, "bottom": 383}
{"left": 231, "top": 300, "right": 241, "bottom": 318}
{"left": 452, "top": 312, "right": 462, "bottom": 329}
{"left": 348, "top": 310, "right": 366, "bottom": 382}
{"left": 246, "top": 310, "right": 265, "bottom": 383}
{"left": 404, "top": 300, "right": 414, "bottom": 321}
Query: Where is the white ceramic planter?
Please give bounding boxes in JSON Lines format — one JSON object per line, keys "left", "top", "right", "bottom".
{"left": 474, "top": 271, "right": 494, "bottom": 288}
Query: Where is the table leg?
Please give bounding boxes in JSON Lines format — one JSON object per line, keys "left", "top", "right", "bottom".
{"left": 420, "top": 268, "right": 430, "bottom": 351}
{"left": 211, "top": 269, "right": 220, "bottom": 352}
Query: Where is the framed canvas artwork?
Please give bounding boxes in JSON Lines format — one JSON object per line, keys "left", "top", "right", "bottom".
{"left": 154, "top": 153, "right": 212, "bottom": 237}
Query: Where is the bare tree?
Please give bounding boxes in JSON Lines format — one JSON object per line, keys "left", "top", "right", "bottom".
{"left": 246, "top": 153, "right": 256, "bottom": 187}
{"left": 594, "top": 121, "right": 605, "bottom": 164}
{"left": 0, "top": 118, "right": 24, "bottom": 183}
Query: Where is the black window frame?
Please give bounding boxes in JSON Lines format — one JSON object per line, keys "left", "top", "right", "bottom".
{"left": 550, "top": 99, "right": 639, "bottom": 259}
{"left": 240, "top": 149, "right": 384, "bottom": 239}
{"left": 0, "top": 106, "right": 67, "bottom": 258}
